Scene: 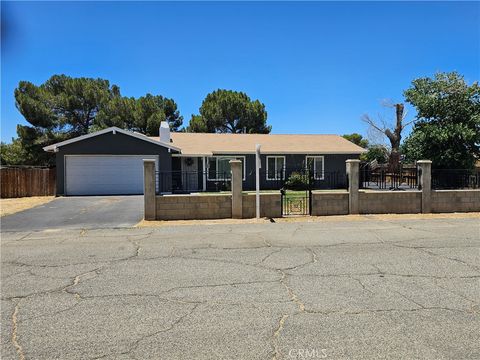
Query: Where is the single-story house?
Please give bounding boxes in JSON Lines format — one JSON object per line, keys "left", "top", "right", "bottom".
{"left": 44, "top": 122, "right": 366, "bottom": 195}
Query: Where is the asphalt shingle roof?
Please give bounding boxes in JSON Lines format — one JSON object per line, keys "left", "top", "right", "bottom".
{"left": 149, "top": 132, "right": 367, "bottom": 156}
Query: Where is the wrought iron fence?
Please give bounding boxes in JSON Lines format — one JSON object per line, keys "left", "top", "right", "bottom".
{"left": 360, "top": 164, "right": 418, "bottom": 190}
{"left": 254, "top": 168, "right": 348, "bottom": 191}
{"left": 156, "top": 168, "right": 348, "bottom": 194}
{"left": 156, "top": 171, "right": 230, "bottom": 193}
{"left": 431, "top": 169, "right": 479, "bottom": 189}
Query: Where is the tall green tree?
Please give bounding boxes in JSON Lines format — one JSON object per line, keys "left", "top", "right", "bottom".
{"left": 95, "top": 96, "right": 137, "bottom": 130}
{"left": 12, "top": 74, "right": 183, "bottom": 165}
{"left": 15, "top": 75, "right": 118, "bottom": 136}
{"left": 342, "top": 133, "right": 369, "bottom": 148}
{"left": 402, "top": 72, "right": 480, "bottom": 169}
{"left": 361, "top": 145, "right": 389, "bottom": 164}
{"left": 187, "top": 89, "right": 271, "bottom": 133}
{"left": 187, "top": 114, "right": 208, "bottom": 132}
{"left": 1, "top": 139, "right": 29, "bottom": 165}
{"left": 14, "top": 75, "right": 120, "bottom": 165}
{"left": 96, "top": 94, "right": 183, "bottom": 133}
{"left": 132, "top": 94, "right": 167, "bottom": 136}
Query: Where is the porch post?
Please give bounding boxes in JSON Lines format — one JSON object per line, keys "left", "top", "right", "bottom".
{"left": 255, "top": 144, "right": 261, "bottom": 219}
{"left": 143, "top": 159, "right": 156, "bottom": 220}
{"left": 202, "top": 157, "right": 207, "bottom": 191}
{"left": 230, "top": 160, "right": 243, "bottom": 219}
{"left": 346, "top": 159, "right": 360, "bottom": 214}
{"left": 417, "top": 160, "right": 432, "bottom": 213}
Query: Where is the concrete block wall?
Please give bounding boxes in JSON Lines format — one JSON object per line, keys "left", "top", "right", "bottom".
{"left": 432, "top": 190, "right": 480, "bottom": 213}
{"left": 146, "top": 161, "right": 480, "bottom": 221}
{"left": 311, "top": 191, "right": 349, "bottom": 216}
{"left": 242, "top": 193, "right": 282, "bottom": 218}
{"left": 156, "top": 194, "right": 232, "bottom": 220}
{"left": 359, "top": 190, "right": 422, "bottom": 214}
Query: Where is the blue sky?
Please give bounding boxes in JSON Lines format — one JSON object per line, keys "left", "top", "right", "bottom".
{"left": 1, "top": 1, "right": 478, "bottom": 142}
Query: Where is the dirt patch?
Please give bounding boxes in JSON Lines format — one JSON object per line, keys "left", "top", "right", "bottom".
{"left": 136, "top": 218, "right": 271, "bottom": 227}
{"left": 136, "top": 212, "right": 480, "bottom": 227}
{"left": 0, "top": 196, "right": 55, "bottom": 217}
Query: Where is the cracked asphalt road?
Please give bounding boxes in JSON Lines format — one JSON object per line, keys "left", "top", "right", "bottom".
{"left": 1, "top": 216, "right": 479, "bottom": 359}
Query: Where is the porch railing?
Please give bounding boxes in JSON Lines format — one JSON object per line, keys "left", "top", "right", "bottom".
{"left": 157, "top": 171, "right": 230, "bottom": 194}
{"left": 157, "top": 168, "right": 348, "bottom": 194}
{"left": 431, "top": 169, "right": 479, "bottom": 189}
{"left": 360, "top": 164, "right": 418, "bottom": 190}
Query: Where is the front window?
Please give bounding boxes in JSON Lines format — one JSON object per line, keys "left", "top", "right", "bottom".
{"left": 266, "top": 156, "right": 285, "bottom": 180}
{"left": 306, "top": 156, "right": 324, "bottom": 180}
{"left": 207, "top": 156, "right": 245, "bottom": 180}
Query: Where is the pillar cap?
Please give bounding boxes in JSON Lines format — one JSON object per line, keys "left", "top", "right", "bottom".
{"left": 229, "top": 159, "right": 242, "bottom": 164}
{"left": 416, "top": 160, "right": 432, "bottom": 164}
{"left": 345, "top": 159, "right": 361, "bottom": 163}
{"left": 143, "top": 159, "right": 156, "bottom": 163}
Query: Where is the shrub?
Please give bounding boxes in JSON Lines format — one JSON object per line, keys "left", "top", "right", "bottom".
{"left": 284, "top": 171, "right": 309, "bottom": 190}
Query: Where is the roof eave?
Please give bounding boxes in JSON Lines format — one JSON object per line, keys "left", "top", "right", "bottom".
{"left": 43, "top": 127, "right": 181, "bottom": 152}
{"left": 211, "top": 150, "right": 367, "bottom": 155}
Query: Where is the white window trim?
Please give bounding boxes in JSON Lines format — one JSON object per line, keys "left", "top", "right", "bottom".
{"left": 266, "top": 156, "right": 286, "bottom": 181}
{"left": 207, "top": 156, "right": 246, "bottom": 181}
{"left": 305, "top": 156, "right": 325, "bottom": 180}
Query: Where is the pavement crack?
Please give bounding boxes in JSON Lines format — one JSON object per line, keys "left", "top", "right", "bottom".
{"left": 391, "top": 243, "right": 480, "bottom": 271}
{"left": 63, "top": 268, "right": 102, "bottom": 300}
{"left": 260, "top": 233, "right": 272, "bottom": 248}
{"left": 278, "top": 247, "right": 319, "bottom": 272}
{"left": 302, "top": 306, "right": 469, "bottom": 316}
{"left": 11, "top": 303, "right": 25, "bottom": 360}
{"left": 350, "top": 276, "right": 373, "bottom": 294}
{"left": 271, "top": 314, "right": 289, "bottom": 360}
{"left": 433, "top": 278, "right": 479, "bottom": 307}
{"left": 94, "top": 303, "right": 199, "bottom": 359}
{"left": 126, "top": 236, "right": 146, "bottom": 259}
{"left": 160, "top": 279, "right": 280, "bottom": 296}
{"left": 171, "top": 253, "right": 279, "bottom": 272}
{"left": 258, "top": 248, "right": 283, "bottom": 265}
{"left": 279, "top": 271, "right": 305, "bottom": 312}
{"left": 307, "top": 247, "right": 318, "bottom": 263}
{"left": 390, "top": 289, "right": 425, "bottom": 309}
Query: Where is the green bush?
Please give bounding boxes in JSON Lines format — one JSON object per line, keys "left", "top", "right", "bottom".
{"left": 284, "top": 171, "right": 309, "bottom": 190}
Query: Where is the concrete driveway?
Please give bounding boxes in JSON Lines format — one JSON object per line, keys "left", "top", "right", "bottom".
{"left": 1, "top": 196, "right": 143, "bottom": 231}
{"left": 1, "top": 216, "right": 479, "bottom": 359}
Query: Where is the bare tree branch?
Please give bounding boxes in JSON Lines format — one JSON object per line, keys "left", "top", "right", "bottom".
{"left": 361, "top": 114, "right": 386, "bottom": 133}
{"left": 362, "top": 102, "right": 415, "bottom": 170}
{"left": 401, "top": 118, "right": 416, "bottom": 129}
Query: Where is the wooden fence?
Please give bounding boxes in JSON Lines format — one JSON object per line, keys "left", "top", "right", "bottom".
{"left": 1, "top": 167, "right": 56, "bottom": 198}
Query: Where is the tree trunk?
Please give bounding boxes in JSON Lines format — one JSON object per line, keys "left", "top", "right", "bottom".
{"left": 387, "top": 104, "right": 404, "bottom": 172}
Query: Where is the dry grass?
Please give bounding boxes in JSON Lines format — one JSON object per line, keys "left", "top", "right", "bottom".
{"left": 136, "top": 212, "right": 480, "bottom": 228}
{"left": 0, "top": 196, "right": 55, "bottom": 217}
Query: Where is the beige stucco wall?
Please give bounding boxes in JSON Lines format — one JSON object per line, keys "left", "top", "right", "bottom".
{"left": 432, "top": 190, "right": 480, "bottom": 213}
{"left": 156, "top": 194, "right": 232, "bottom": 220}
{"left": 242, "top": 193, "right": 281, "bottom": 219}
{"left": 359, "top": 190, "right": 422, "bottom": 214}
{"left": 311, "top": 191, "right": 349, "bottom": 216}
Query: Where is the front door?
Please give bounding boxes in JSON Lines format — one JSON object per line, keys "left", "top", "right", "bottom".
{"left": 181, "top": 157, "right": 199, "bottom": 191}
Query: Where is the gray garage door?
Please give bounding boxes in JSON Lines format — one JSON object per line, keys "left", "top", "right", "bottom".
{"left": 65, "top": 155, "right": 159, "bottom": 195}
